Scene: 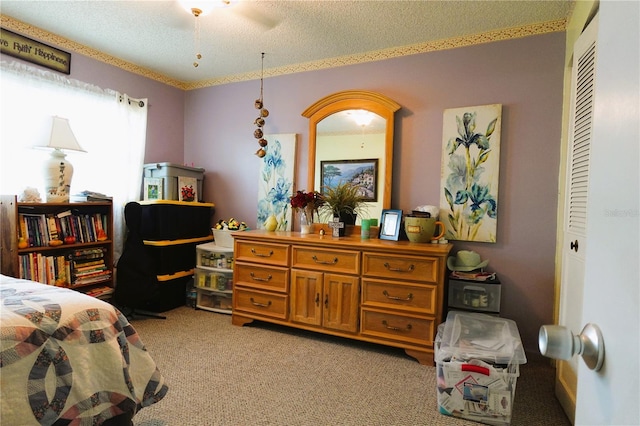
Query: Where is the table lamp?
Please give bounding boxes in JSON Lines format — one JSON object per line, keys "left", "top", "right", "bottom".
{"left": 40, "top": 116, "right": 86, "bottom": 203}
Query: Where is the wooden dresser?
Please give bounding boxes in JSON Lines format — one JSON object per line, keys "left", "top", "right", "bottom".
{"left": 232, "top": 229, "right": 452, "bottom": 365}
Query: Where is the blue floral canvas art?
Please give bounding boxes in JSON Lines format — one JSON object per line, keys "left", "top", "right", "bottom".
{"left": 440, "top": 104, "right": 502, "bottom": 243}
{"left": 257, "top": 133, "right": 297, "bottom": 231}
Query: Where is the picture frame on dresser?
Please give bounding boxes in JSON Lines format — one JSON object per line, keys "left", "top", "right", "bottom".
{"left": 378, "top": 209, "right": 402, "bottom": 241}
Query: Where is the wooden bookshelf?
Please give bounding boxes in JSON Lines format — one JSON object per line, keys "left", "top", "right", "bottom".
{"left": 0, "top": 195, "right": 114, "bottom": 298}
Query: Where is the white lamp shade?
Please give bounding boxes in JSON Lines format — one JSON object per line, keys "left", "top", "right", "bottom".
{"left": 45, "top": 116, "right": 86, "bottom": 152}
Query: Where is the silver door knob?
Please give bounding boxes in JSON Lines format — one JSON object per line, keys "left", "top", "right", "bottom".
{"left": 539, "top": 323, "right": 605, "bottom": 371}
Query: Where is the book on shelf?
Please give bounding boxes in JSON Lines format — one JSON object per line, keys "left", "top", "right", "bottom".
{"left": 70, "top": 191, "right": 113, "bottom": 202}
{"left": 85, "top": 286, "right": 114, "bottom": 298}
{"left": 73, "top": 272, "right": 112, "bottom": 286}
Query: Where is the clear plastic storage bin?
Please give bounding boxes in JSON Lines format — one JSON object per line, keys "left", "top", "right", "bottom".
{"left": 435, "top": 311, "right": 526, "bottom": 425}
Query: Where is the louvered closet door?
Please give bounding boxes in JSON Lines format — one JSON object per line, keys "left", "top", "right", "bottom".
{"left": 556, "top": 15, "right": 598, "bottom": 423}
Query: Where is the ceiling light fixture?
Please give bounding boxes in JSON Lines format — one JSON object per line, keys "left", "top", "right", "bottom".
{"left": 178, "top": 1, "right": 233, "bottom": 67}
{"left": 349, "top": 110, "right": 375, "bottom": 127}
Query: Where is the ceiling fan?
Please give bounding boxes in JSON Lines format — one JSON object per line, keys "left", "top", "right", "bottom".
{"left": 177, "top": 0, "right": 278, "bottom": 67}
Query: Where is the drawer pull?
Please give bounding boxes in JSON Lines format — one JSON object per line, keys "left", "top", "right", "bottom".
{"left": 250, "top": 297, "right": 272, "bottom": 308}
{"left": 251, "top": 248, "right": 274, "bottom": 257}
{"left": 382, "top": 290, "right": 414, "bottom": 301}
{"left": 315, "top": 293, "right": 320, "bottom": 306}
{"left": 382, "top": 320, "right": 413, "bottom": 332}
{"left": 312, "top": 255, "right": 338, "bottom": 265}
{"left": 383, "top": 262, "right": 415, "bottom": 273}
{"left": 250, "top": 272, "right": 272, "bottom": 282}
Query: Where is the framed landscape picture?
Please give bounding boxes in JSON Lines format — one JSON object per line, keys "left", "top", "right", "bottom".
{"left": 143, "top": 177, "right": 163, "bottom": 201}
{"left": 320, "top": 158, "right": 378, "bottom": 201}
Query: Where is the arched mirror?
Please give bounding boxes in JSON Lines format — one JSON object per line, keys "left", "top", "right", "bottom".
{"left": 302, "top": 90, "right": 401, "bottom": 223}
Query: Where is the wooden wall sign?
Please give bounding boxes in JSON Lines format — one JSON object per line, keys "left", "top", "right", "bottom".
{"left": 0, "top": 28, "right": 71, "bottom": 74}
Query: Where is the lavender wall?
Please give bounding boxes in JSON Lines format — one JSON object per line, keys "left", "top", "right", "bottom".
{"left": 185, "top": 33, "right": 566, "bottom": 353}
{"left": 2, "top": 31, "right": 564, "bottom": 353}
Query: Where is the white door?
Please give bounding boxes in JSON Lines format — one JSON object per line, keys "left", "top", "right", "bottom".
{"left": 574, "top": 3, "right": 639, "bottom": 424}
{"left": 556, "top": 2, "right": 640, "bottom": 424}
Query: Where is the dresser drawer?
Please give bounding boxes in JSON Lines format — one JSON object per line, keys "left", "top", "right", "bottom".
{"left": 360, "top": 308, "right": 435, "bottom": 347}
{"left": 362, "top": 279, "right": 437, "bottom": 314}
{"left": 362, "top": 252, "right": 439, "bottom": 283}
{"left": 235, "top": 263, "right": 289, "bottom": 292}
{"left": 292, "top": 246, "right": 360, "bottom": 275}
{"left": 234, "top": 288, "right": 288, "bottom": 320}
{"left": 235, "top": 241, "right": 290, "bottom": 267}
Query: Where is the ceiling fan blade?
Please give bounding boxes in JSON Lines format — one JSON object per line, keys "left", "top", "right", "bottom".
{"left": 231, "top": 2, "right": 279, "bottom": 30}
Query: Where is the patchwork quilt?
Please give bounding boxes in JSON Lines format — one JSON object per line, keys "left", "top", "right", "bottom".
{"left": 0, "top": 275, "right": 168, "bottom": 425}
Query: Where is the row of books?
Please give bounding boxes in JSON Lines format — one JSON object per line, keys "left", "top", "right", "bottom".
{"left": 18, "top": 247, "right": 112, "bottom": 288}
{"left": 19, "top": 210, "right": 108, "bottom": 247}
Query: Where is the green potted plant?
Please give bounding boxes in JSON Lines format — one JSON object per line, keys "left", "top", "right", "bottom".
{"left": 318, "top": 182, "right": 367, "bottom": 228}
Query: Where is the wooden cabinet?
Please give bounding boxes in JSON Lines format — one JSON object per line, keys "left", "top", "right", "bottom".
{"left": 290, "top": 245, "right": 360, "bottom": 332}
{"left": 0, "top": 194, "right": 114, "bottom": 299}
{"left": 291, "top": 270, "right": 359, "bottom": 333}
{"left": 232, "top": 230, "right": 452, "bottom": 365}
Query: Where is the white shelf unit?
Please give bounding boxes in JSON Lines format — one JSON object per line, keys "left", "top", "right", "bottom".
{"left": 194, "top": 242, "right": 234, "bottom": 314}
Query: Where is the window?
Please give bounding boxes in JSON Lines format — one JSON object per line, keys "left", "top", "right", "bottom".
{"left": 0, "top": 60, "right": 147, "bottom": 261}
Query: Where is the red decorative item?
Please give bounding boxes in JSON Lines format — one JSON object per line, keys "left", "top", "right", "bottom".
{"left": 181, "top": 185, "right": 195, "bottom": 202}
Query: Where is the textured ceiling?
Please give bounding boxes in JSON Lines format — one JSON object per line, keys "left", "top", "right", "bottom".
{"left": 0, "top": 1, "right": 573, "bottom": 89}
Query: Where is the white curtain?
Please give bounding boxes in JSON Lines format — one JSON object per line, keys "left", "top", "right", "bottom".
{"left": 0, "top": 60, "right": 148, "bottom": 263}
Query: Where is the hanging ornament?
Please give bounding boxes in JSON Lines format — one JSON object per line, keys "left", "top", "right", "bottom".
{"left": 254, "top": 52, "right": 270, "bottom": 156}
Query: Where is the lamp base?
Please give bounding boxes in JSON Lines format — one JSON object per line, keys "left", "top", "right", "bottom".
{"left": 45, "top": 149, "right": 74, "bottom": 203}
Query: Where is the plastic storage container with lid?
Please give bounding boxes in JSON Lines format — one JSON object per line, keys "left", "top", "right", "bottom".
{"left": 435, "top": 311, "right": 527, "bottom": 426}
{"left": 437, "top": 310, "right": 527, "bottom": 365}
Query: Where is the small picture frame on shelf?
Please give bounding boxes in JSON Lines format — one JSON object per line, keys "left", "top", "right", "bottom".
{"left": 143, "top": 177, "right": 163, "bottom": 201}
{"left": 378, "top": 209, "right": 403, "bottom": 241}
{"left": 178, "top": 176, "right": 197, "bottom": 202}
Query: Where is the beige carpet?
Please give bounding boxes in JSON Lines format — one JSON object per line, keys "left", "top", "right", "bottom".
{"left": 129, "top": 306, "right": 570, "bottom": 426}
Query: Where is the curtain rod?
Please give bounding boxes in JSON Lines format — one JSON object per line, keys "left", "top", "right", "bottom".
{"left": 118, "top": 94, "right": 145, "bottom": 107}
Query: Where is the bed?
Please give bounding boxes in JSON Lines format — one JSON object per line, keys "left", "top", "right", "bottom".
{"left": 0, "top": 274, "right": 168, "bottom": 425}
